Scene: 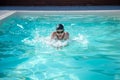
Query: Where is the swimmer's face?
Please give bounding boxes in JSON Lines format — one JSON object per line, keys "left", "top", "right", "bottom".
{"left": 56, "top": 29, "right": 64, "bottom": 38}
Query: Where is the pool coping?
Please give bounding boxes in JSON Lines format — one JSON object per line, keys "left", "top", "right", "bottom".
{"left": 0, "top": 10, "right": 120, "bottom": 14}
{"left": 13, "top": 10, "right": 120, "bottom": 16}
{"left": 15, "top": 10, "right": 120, "bottom": 12}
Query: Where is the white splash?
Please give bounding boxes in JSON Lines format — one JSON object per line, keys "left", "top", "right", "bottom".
{"left": 72, "top": 34, "right": 89, "bottom": 48}
{"left": 48, "top": 39, "right": 69, "bottom": 48}
{"left": 17, "top": 24, "right": 24, "bottom": 29}
{"left": 22, "top": 30, "right": 88, "bottom": 49}
{"left": 22, "top": 36, "right": 69, "bottom": 48}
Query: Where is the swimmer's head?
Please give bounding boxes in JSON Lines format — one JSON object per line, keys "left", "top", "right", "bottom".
{"left": 56, "top": 24, "right": 64, "bottom": 31}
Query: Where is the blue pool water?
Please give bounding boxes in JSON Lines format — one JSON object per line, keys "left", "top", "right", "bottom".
{"left": 0, "top": 12, "right": 120, "bottom": 80}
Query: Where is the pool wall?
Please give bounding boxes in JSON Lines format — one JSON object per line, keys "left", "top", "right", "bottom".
{"left": 0, "top": 6, "right": 120, "bottom": 10}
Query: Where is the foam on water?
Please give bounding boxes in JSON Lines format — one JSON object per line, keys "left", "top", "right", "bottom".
{"left": 17, "top": 24, "right": 24, "bottom": 29}
{"left": 22, "top": 30, "right": 88, "bottom": 49}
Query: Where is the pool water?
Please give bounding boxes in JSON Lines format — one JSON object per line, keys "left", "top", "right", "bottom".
{"left": 0, "top": 12, "right": 120, "bottom": 80}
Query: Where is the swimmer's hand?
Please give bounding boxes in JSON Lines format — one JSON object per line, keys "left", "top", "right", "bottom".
{"left": 50, "top": 39, "right": 69, "bottom": 48}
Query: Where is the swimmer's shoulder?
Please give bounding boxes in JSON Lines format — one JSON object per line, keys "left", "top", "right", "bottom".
{"left": 64, "top": 32, "right": 69, "bottom": 40}
{"left": 51, "top": 32, "right": 57, "bottom": 39}
{"left": 65, "top": 32, "right": 69, "bottom": 35}
{"left": 51, "top": 32, "right": 57, "bottom": 36}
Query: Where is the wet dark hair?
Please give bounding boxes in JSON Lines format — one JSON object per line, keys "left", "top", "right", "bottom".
{"left": 56, "top": 24, "right": 64, "bottom": 31}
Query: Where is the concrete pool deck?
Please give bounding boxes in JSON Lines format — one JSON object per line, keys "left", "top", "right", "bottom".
{"left": 0, "top": 6, "right": 120, "bottom": 20}
{"left": 0, "top": 11, "right": 16, "bottom": 20}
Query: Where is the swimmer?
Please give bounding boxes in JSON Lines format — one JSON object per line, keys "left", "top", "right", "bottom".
{"left": 51, "top": 24, "right": 69, "bottom": 40}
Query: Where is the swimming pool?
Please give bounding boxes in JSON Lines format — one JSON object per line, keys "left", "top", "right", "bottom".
{"left": 0, "top": 11, "right": 120, "bottom": 80}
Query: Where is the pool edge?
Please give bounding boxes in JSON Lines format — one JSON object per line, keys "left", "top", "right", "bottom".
{"left": 0, "top": 10, "right": 120, "bottom": 20}
{"left": 0, "top": 11, "right": 16, "bottom": 20}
